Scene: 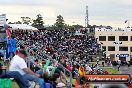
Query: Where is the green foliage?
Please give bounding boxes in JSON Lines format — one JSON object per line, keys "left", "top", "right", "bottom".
{"left": 54, "top": 15, "right": 64, "bottom": 29}
{"left": 32, "top": 14, "right": 44, "bottom": 28}
{"left": 103, "top": 67, "right": 119, "bottom": 74}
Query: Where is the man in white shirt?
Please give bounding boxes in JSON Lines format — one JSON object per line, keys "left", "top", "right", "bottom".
{"left": 9, "top": 50, "right": 44, "bottom": 87}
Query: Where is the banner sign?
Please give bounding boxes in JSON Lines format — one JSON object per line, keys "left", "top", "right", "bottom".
{"left": 116, "top": 54, "right": 129, "bottom": 57}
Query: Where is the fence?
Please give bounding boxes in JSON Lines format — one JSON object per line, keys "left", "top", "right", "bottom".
{"left": 26, "top": 45, "right": 72, "bottom": 88}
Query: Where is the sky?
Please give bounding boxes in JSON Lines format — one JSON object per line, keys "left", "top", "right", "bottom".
{"left": 0, "top": 0, "right": 132, "bottom": 28}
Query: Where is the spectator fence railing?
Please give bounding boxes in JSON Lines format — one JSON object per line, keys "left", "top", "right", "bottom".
{"left": 26, "top": 45, "right": 72, "bottom": 88}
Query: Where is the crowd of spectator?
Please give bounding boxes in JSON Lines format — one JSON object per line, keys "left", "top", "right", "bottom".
{"left": 0, "top": 29, "right": 110, "bottom": 88}
{"left": 12, "top": 29, "right": 102, "bottom": 86}
{"left": 0, "top": 28, "right": 131, "bottom": 88}
{"left": 12, "top": 29, "right": 100, "bottom": 63}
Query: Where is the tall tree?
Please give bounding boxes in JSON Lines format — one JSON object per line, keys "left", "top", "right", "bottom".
{"left": 32, "top": 14, "right": 44, "bottom": 28}
{"left": 54, "top": 15, "right": 64, "bottom": 29}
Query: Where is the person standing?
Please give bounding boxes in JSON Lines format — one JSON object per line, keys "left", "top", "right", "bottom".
{"left": 117, "top": 60, "right": 121, "bottom": 71}
{"left": 9, "top": 35, "right": 16, "bottom": 59}
{"left": 102, "top": 62, "right": 105, "bottom": 67}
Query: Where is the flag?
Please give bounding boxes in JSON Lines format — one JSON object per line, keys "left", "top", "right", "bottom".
{"left": 5, "top": 24, "right": 11, "bottom": 38}
{"left": 125, "top": 20, "right": 128, "bottom": 23}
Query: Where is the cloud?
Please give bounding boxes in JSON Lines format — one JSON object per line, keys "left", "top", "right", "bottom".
{"left": 0, "top": 5, "right": 56, "bottom": 24}
{"left": 0, "top": 0, "right": 132, "bottom": 27}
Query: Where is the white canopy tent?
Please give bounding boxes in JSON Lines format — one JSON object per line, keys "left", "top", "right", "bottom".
{"left": 8, "top": 24, "right": 38, "bottom": 31}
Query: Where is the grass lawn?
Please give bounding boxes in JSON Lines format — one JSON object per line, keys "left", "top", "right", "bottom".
{"left": 11, "top": 82, "right": 19, "bottom": 88}
{"left": 103, "top": 67, "right": 119, "bottom": 74}
{"left": 89, "top": 61, "right": 119, "bottom": 74}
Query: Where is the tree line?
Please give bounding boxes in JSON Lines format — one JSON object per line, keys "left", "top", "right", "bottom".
{"left": 8, "top": 14, "right": 83, "bottom": 30}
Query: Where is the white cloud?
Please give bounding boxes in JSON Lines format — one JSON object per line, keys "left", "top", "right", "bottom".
{"left": 0, "top": 5, "right": 56, "bottom": 24}
{"left": 0, "top": 0, "right": 132, "bottom": 28}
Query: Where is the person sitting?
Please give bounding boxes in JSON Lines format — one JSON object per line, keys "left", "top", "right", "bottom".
{"left": 0, "top": 71, "right": 30, "bottom": 88}
{"left": 9, "top": 49, "right": 44, "bottom": 88}
{"left": 0, "top": 62, "right": 29, "bottom": 88}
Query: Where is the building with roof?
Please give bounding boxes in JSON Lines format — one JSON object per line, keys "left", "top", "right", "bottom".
{"left": 95, "top": 27, "right": 132, "bottom": 61}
